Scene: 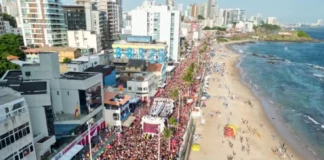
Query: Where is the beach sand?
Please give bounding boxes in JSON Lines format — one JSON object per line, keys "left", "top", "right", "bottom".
{"left": 190, "top": 43, "right": 303, "bottom": 160}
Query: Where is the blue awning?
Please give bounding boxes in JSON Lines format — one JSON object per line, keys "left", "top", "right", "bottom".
{"left": 129, "top": 98, "right": 140, "bottom": 104}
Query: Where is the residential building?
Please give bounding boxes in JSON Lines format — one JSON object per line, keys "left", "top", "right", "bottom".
{"left": 177, "top": 3, "right": 183, "bottom": 13}
{"left": 0, "top": 4, "right": 6, "bottom": 36}
{"left": 126, "top": 72, "right": 157, "bottom": 98}
{"left": 0, "top": 87, "right": 37, "bottom": 160}
{"left": 11, "top": 27, "right": 22, "bottom": 35}
{"left": 85, "top": 65, "right": 116, "bottom": 86}
{"left": 267, "top": 17, "right": 278, "bottom": 25}
{"left": 199, "top": 2, "right": 207, "bottom": 18}
{"left": 112, "top": 36, "right": 168, "bottom": 64}
{"left": 75, "top": 0, "right": 90, "bottom": 5}
{"left": 63, "top": 5, "right": 86, "bottom": 30}
{"left": 166, "top": 0, "right": 174, "bottom": 8}
{"left": 99, "top": 0, "right": 123, "bottom": 48}
{"left": 218, "top": 8, "right": 245, "bottom": 25}
{"left": 103, "top": 92, "right": 135, "bottom": 127}
{"left": 23, "top": 47, "right": 81, "bottom": 63}
{"left": 191, "top": 4, "right": 198, "bottom": 19}
{"left": 2, "top": 0, "right": 19, "bottom": 17}
{"left": 65, "top": 54, "right": 100, "bottom": 72}
{"left": 17, "top": 0, "right": 67, "bottom": 47}
{"left": 207, "top": 0, "right": 217, "bottom": 19}
{"left": 130, "top": 1, "right": 181, "bottom": 62}
{"left": 317, "top": 19, "right": 323, "bottom": 26}
{"left": 4, "top": 21, "right": 11, "bottom": 33}
{"left": 67, "top": 30, "right": 102, "bottom": 53}
{"left": 121, "top": 12, "right": 132, "bottom": 34}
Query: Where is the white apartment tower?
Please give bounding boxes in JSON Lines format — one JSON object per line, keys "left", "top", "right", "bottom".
{"left": 99, "top": 0, "right": 122, "bottom": 47}
{"left": 0, "top": 87, "right": 37, "bottom": 160}
{"left": 0, "top": 4, "right": 6, "bottom": 36}
{"left": 207, "top": 0, "right": 217, "bottom": 19}
{"left": 17, "top": 0, "right": 67, "bottom": 47}
{"left": 130, "top": 1, "right": 181, "bottom": 62}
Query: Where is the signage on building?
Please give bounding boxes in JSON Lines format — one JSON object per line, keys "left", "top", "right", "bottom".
{"left": 127, "top": 36, "right": 152, "bottom": 43}
{"left": 51, "top": 118, "right": 105, "bottom": 160}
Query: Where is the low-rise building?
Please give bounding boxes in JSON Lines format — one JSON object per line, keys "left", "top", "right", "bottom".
{"left": 103, "top": 92, "right": 135, "bottom": 127}
{"left": 66, "top": 54, "right": 100, "bottom": 72}
{"left": 23, "top": 47, "right": 81, "bottom": 63}
{"left": 3, "top": 21, "right": 11, "bottom": 33}
{"left": 126, "top": 72, "right": 157, "bottom": 99}
{"left": 67, "top": 30, "right": 102, "bottom": 53}
{"left": 0, "top": 87, "right": 37, "bottom": 160}
{"left": 112, "top": 36, "right": 168, "bottom": 64}
{"left": 146, "top": 63, "right": 166, "bottom": 86}
{"left": 124, "top": 59, "right": 147, "bottom": 75}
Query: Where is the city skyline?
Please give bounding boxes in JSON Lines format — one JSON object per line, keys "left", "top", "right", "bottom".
{"left": 93, "top": 0, "right": 324, "bottom": 23}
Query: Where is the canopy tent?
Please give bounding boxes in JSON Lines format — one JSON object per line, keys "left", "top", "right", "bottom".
{"left": 191, "top": 144, "right": 201, "bottom": 151}
{"left": 224, "top": 124, "right": 240, "bottom": 138}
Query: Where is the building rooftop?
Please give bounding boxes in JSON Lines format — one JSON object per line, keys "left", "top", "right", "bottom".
{"left": 60, "top": 72, "right": 98, "bottom": 80}
{"left": 104, "top": 92, "right": 131, "bottom": 106}
{"left": 129, "top": 72, "right": 154, "bottom": 82}
{"left": 84, "top": 65, "right": 115, "bottom": 76}
{"left": 113, "top": 40, "right": 167, "bottom": 46}
{"left": 72, "top": 55, "right": 98, "bottom": 62}
{"left": 0, "top": 87, "right": 21, "bottom": 106}
{"left": 127, "top": 59, "right": 146, "bottom": 68}
{"left": 147, "top": 63, "right": 163, "bottom": 72}
{"left": 19, "top": 81, "right": 47, "bottom": 95}
{"left": 23, "top": 47, "right": 79, "bottom": 53}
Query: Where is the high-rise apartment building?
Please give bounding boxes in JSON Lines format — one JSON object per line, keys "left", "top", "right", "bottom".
{"left": 130, "top": 1, "right": 181, "bottom": 62}
{"left": 63, "top": 2, "right": 109, "bottom": 50}
{"left": 2, "top": 0, "right": 19, "bottom": 17}
{"left": 166, "top": 0, "right": 174, "bottom": 8}
{"left": 0, "top": 87, "right": 37, "bottom": 160}
{"left": 177, "top": 3, "right": 183, "bottom": 13}
{"left": 207, "top": 0, "right": 217, "bottom": 19}
{"left": 218, "top": 8, "right": 245, "bottom": 25}
{"left": 17, "top": 0, "right": 67, "bottom": 47}
{"left": 199, "top": 2, "right": 207, "bottom": 18}
{"left": 267, "top": 17, "right": 278, "bottom": 25}
{"left": 63, "top": 5, "right": 87, "bottom": 30}
{"left": 99, "top": 0, "right": 122, "bottom": 48}
{"left": 191, "top": 4, "right": 198, "bottom": 18}
{"left": 317, "top": 19, "right": 323, "bottom": 26}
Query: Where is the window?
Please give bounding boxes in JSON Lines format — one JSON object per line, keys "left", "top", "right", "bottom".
{"left": 137, "top": 87, "right": 142, "bottom": 91}
{"left": 25, "top": 72, "right": 30, "bottom": 77}
{"left": 67, "top": 91, "right": 69, "bottom": 95}
{"left": 128, "top": 87, "right": 131, "bottom": 90}
{"left": 113, "top": 113, "right": 119, "bottom": 120}
{"left": 57, "top": 91, "right": 59, "bottom": 95}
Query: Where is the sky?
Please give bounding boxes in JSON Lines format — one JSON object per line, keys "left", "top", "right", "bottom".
{"left": 63, "top": 0, "right": 324, "bottom": 23}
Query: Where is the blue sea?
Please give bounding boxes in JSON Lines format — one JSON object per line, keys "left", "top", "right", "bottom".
{"left": 231, "top": 28, "right": 324, "bottom": 160}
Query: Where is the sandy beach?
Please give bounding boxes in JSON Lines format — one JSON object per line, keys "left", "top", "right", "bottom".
{"left": 190, "top": 42, "right": 303, "bottom": 160}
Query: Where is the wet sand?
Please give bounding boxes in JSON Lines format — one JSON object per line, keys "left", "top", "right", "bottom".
{"left": 190, "top": 43, "right": 303, "bottom": 160}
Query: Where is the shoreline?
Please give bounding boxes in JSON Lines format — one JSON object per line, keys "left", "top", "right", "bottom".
{"left": 190, "top": 41, "right": 306, "bottom": 160}
{"left": 228, "top": 42, "right": 321, "bottom": 160}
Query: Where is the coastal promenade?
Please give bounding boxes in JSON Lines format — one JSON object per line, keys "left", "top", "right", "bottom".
{"left": 190, "top": 42, "right": 303, "bottom": 160}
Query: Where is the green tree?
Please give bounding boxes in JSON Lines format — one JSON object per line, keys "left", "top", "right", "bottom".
{"left": 297, "top": 30, "right": 310, "bottom": 38}
{"left": 163, "top": 128, "right": 174, "bottom": 151}
{"left": 63, "top": 57, "right": 72, "bottom": 63}
{"left": 168, "top": 117, "right": 178, "bottom": 127}
{"left": 203, "top": 26, "right": 211, "bottom": 30}
{"left": 170, "top": 89, "right": 179, "bottom": 101}
{"left": 0, "top": 34, "right": 24, "bottom": 60}
{"left": 198, "top": 15, "right": 205, "bottom": 20}
{"left": 2, "top": 13, "right": 17, "bottom": 27}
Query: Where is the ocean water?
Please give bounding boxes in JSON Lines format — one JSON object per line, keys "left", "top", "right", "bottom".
{"left": 231, "top": 28, "right": 324, "bottom": 159}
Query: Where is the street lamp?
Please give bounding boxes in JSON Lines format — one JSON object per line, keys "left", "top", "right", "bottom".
{"left": 87, "top": 118, "right": 94, "bottom": 160}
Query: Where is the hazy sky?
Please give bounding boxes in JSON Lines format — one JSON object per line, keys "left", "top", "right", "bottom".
{"left": 63, "top": 0, "right": 324, "bottom": 23}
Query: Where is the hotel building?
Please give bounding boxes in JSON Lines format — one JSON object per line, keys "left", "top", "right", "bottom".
{"left": 17, "top": 0, "right": 67, "bottom": 47}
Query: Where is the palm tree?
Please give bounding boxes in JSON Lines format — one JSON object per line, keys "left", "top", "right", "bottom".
{"left": 168, "top": 117, "right": 178, "bottom": 127}
{"left": 170, "top": 89, "right": 179, "bottom": 101}
{"left": 163, "top": 128, "right": 174, "bottom": 151}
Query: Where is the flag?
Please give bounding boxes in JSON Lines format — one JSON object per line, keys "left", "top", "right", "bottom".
{"left": 75, "top": 103, "right": 79, "bottom": 117}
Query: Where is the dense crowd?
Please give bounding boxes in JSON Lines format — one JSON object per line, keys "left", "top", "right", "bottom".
{"left": 86, "top": 41, "right": 210, "bottom": 160}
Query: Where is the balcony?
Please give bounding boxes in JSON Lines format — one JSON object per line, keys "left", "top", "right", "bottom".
{"left": 54, "top": 105, "right": 103, "bottom": 125}
{"left": 34, "top": 133, "right": 56, "bottom": 157}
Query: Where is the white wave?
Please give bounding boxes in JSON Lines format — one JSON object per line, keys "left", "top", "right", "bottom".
{"left": 239, "top": 49, "right": 243, "bottom": 53}
{"left": 313, "top": 74, "right": 324, "bottom": 78}
{"left": 254, "top": 84, "right": 258, "bottom": 89}
{"left": 308, "top": 64, "right": 324, "bottom": 71}
{"left": 321, "top": 125, "right": 324, "bottom": 129}
{"left": 307, "top": 116, "right": 320, "bottom": 125}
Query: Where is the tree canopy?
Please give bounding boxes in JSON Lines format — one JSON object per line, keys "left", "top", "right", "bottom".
{"left": 63, "top": 57, "right": 72, "bottom": 63}
{"left": 198, "top": 15, "right": 205, "bottom": 20}
{"left": 297, "top": 30, "right": 310, "bottom": 38}
{"left": 0, "top": 34, "right": 24, "bottom": 76}
{"left": 2, "top": 13, "right": 17, "bottom": 27}
{"left": 203, "top": 26, "right": 226, "bottom": 31}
